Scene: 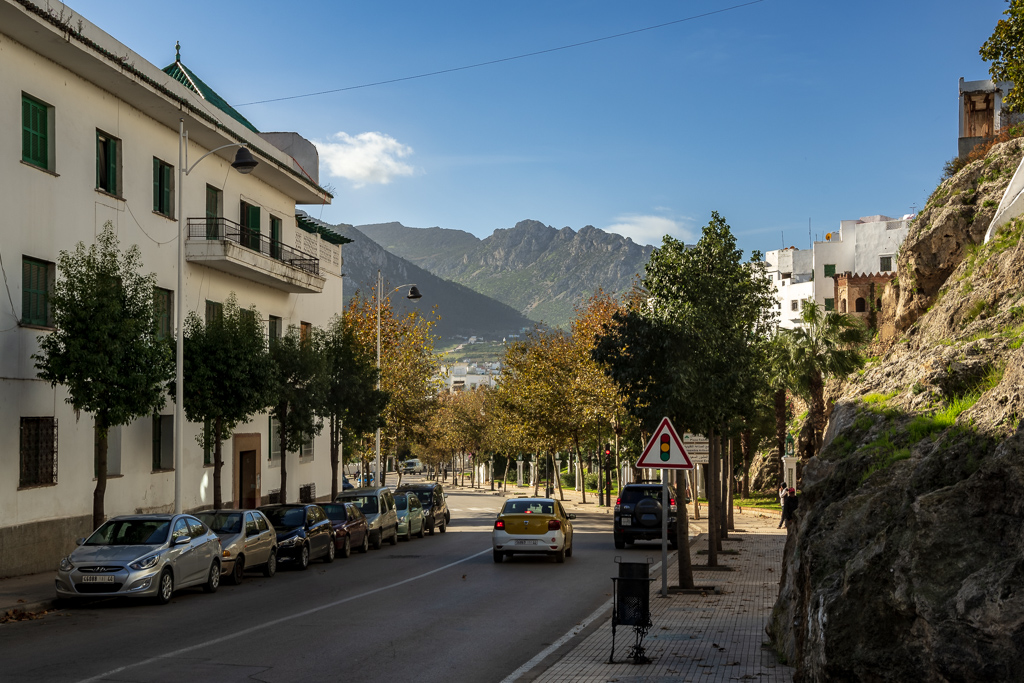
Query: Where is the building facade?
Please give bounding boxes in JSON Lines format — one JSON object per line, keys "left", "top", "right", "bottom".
{"left": 0, "top": 0, "right": 348, "bottom": 576}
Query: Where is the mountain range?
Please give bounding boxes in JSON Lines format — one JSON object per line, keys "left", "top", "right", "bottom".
{"left": 359, "top": 219, "right": 654, "bottom": 328}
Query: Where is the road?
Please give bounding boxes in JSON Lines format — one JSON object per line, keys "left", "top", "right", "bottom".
{"left": 0, "top": 479, "right": 668, "bottom": 683}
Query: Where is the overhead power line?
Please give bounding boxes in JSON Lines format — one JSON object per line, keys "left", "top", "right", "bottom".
{"left": 233, "top": 0, "right": 766, "bottom": 107}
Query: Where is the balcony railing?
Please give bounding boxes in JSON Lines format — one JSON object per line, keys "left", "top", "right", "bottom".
{"left": 188, "top": 217, "right": 320, "bottom": 276}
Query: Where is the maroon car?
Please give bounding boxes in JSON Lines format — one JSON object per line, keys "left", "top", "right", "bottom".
{"left": 321, "top": 503, "right": 370, "bottom": 558}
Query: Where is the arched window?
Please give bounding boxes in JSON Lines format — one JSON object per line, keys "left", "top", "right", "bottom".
{"left": 876, "top": 298, "right": 882, "bottom": 312}
{"left": 855, "top": 297, "right": 866, "bottom": 312}
{"left": 841, "top": 299, "right": 847, "bottom": 313}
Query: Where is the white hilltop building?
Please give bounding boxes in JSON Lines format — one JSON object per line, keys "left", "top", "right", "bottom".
{"left": 766, "top": 215, "right": 912, "bottom": 329}
{"left": 0, "top": 0, "right": 356, "bottom": 577}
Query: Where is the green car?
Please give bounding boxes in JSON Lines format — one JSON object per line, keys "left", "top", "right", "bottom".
{"left": 394, "top": 492, "right": 426, "bottom": 541}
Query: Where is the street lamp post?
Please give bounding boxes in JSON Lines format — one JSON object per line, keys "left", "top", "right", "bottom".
{"left": 374, "top": 269, "right": 421, "bottom": 488}
{"left": 174, "top": 119, "right": 258, "bottom": 514}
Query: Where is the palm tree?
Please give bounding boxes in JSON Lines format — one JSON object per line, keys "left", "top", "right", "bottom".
{"left": 787, "top": 300, "right": 870, "bottom": 458}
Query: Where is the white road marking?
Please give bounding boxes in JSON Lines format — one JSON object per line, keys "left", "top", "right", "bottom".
{"left": 74, "top": 548, "right": 492, "bottom": 683}
{"left": 498, "top": 560, "right": 665, "bottom": 683}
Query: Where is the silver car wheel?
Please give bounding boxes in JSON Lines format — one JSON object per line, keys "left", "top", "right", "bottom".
{"left": 157, "top": 570, "right": 174, "bottom": 605}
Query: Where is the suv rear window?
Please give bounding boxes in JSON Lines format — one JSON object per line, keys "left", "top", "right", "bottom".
{"left": 620, "top": 487, "right": 672, "bottom": 505}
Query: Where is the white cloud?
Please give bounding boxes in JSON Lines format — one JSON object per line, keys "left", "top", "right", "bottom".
{"left": 604, "top": 214, "right": 695, "bottom": 247}
{"left": 315, "top": 132, "right": 415, "bottom": 187}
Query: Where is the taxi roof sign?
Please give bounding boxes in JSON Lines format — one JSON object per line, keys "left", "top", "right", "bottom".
{"left": 636, "top": 417, "right": 694, "bottom": 469}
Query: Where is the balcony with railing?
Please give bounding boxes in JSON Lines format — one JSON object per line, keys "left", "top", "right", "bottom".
{"left": 184, "top": 217, "right": 326, "bottom": 294}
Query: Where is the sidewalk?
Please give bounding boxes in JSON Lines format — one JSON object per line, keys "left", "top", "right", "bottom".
{"left": 528, "top": 511, "right": 794, "bottom": 683}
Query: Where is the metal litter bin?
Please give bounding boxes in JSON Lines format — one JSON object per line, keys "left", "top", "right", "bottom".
{"left": 611, "top": 559, "right": 654, "bottom": 664}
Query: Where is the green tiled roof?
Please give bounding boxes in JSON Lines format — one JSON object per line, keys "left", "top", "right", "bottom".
{"left": 296, "top": 211, "right": 354, "bottom": 246}
{"left": 163, "top": 51, "right": 259, "bottom": 133}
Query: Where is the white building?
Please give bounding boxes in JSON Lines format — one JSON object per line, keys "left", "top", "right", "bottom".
{"left": 0, "top": 1, "right": 348, "bottom": 576}
{"left": 765, "top": 215, "right": 911, "bottom": 329}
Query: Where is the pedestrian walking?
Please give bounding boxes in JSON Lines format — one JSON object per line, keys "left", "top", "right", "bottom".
{"left": 777, "top": 483, "right": 787, "bottom": 528}
{"left": 781, "top": 487, "right": 798, "bottom": 527}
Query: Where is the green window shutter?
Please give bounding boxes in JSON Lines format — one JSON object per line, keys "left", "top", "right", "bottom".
{"left": 22, "top": 96, "right": 48, "bottom": 168}
{"left": 824, "top": 298, "right": 835, "bottom": 312}
{"left": 162, "top": 163, "right": 172, "bottom": 215}
{"left": 248, "top": 205, "right": 261, "bottom": 236}
{"left": 22, "top": 257, "right": 49, "bottom": 326}
{"left": 96, "top": 131, "right": 102, "bottom": 189}
{"left": 823, "top": 264, "right": 836, "bottom": 278}
{"left": 107, "top": 138, "right": 117, "bottom": 194}
{"left": 153, "top": 158, "right": 160, "bottom": 211}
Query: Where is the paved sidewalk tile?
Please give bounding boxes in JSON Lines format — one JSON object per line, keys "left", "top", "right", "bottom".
{"left": 532, "top": 512, "right": 794, "bottom": 683}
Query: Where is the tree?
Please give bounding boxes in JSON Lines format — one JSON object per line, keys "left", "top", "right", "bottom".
{"left": 268, "top": 325, "right": 328, "bottom": 504}
{"left": 320, "top": 314, "right": 388, "bottom": 500}
{"left": 181, "top": 294, "right": 273, "bottom": 509}
{"left": 981, "top": 0, "right": 1024, "bottom": 115}
{"left": 34, "top": 224, "right": 173, "bottom": 529}
{"left": 787, "top": 300, "right": 869, "bottom": 458}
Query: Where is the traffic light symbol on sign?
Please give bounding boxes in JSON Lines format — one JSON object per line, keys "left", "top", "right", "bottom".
{"left": 660, "top": 434, "right": 671, "bottom": 461}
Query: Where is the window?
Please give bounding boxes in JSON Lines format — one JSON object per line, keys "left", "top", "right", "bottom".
{"left": 154, "top": 287, "right": 172, "bottom": 340}
{"left": 270, "top": 215, "right": 282, "bottom": 259}
{"left": 855, "top": 297, "right": 866, "bottom": 313}
{"left": 22, "top": 94, "right": 51, "bottom": 170}
{"left": 22, "top": 256, "right": 53, "bottom": 326}
{"left": 824, "top": 298, "right": 835, "bottom": 312}
{"left": 268, "top": 315, "right": 282, "bottom": 344}
{"left": 152, "top": 415, "right": 173, "bottom": 471}
{"left": 300, "top": 433, "right": 313, "bottom": 463}
{"left": 205, "top": 300, "right": 223, "bottom": 324}
{"left": 96, "top": 131, "right": 120, "bottom": 195}
{"left": 876, "top": 298, "right": 883, "bottom": 312}
{"left": 841, "top": 299, "right": 847, "bottom": 313}
{"left": 240, "top": 307, "right": 256, "bottom": 327}
{"left": 790, "top": 300, "right": 799, "bottom": 312}
{"left": 269, "top": 416, "right": 282, "bottom": 466}
{"left": 300, "top": 321, "right": 312, "bottom": 344}
{"left": 20, "top": 417, "right": 57, "bottom": 488}
{"left": 96, "top": 425, "right": 121, "bottom": 477}
{"left": 879, "top": 256, "right": 893, "bottom": 272}
{"left": 823, "top": 264, "right": 836, "bottom": 278}
{"left": 153, "top": 158, "right": 174, "bottom": 217}
{"left": 240, "top": 201, "right": 260, "bottom": 250}
{"left": 206, "top": 185, "right": 222, "bottom": 238}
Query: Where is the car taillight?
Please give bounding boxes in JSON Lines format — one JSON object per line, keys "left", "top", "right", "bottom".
{"left": 494, "top": 520, "right": 505, "bottom": 530}
{"left": 547, "top": 519, "right": 561, "bottom": 530}
{"left": 615, "top": 497, "right": 621, "bottom": 505}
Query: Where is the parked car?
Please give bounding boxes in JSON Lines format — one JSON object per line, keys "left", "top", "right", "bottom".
{"left": 394, "top": 492, "right": 426, "bottom": 540}
{"left": 320, "top": 502, "right": 370, "bottom": 557}
{"left": 257, "top": 504, "right": 336, "bottom": 569}
{"left": 396, "top": 482, "right": 449, "bottom": 533}
{"left": 55, "top": 514, "right": 221, "bottom": 605}
{"left": 195, "top": 509, "right": 278, "bottom": 584}
{"left": 492, "top": 497, "right": 575, "bottom": 564}
{"left": 613, "top": 483, "right": 678, "bottom": 549}
{"left": 402, "top": 458, "right": 425, "bottom": 474}
{"left": 335, "top": 487, "right": 398, "bottom": 549}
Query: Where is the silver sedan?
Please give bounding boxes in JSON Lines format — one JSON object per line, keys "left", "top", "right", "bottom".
{"left": 55, "top": 514, "right": 222, "bottom": 605}
{"left": 195, "top": 510, "right": 278, "bottom": 584}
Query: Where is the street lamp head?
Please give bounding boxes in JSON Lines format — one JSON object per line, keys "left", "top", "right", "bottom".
{"left": 231, "top": 147, "right": 259, "bottom": 174}
{"left": 406, "top": 285, "right": 422, "bottom": 300}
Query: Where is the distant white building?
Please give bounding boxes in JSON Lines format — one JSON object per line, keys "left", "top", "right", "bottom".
{"left": 765, "top": 215, "right": 911, "bottom": 329}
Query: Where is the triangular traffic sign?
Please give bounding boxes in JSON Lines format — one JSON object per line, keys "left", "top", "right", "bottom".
{"left": 636, "top": 417, "right": 694, "bottom": 469}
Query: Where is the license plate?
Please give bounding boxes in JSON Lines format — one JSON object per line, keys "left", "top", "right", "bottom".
{"left": 514, "top": 539, "right": 538, "bottom": 545}
{"left": 81, "top": 575, "right": 115, "bottom": 583}
{"left": 620, "top": 518, "right": 631, "bottom": 526}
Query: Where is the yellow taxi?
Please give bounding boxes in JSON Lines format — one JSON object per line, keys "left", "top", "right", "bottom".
{"left": 492, "top": 497, "right": 575, "bottom": 563}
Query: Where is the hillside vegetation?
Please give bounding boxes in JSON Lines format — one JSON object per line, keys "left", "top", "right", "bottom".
{"left": 769, "top": 138, "right": 1024, "bottom": 681}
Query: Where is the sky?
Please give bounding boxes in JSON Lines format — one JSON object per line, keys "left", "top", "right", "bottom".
{"left": 69, "top": 0, "right": 1009, "bottom": 257}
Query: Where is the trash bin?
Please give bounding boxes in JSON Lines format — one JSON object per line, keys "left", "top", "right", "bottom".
{"left": 611, "top": 559, "right": 654, "bottom": 663}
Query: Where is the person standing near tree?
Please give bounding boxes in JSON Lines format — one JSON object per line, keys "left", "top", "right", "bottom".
{"left": 782, "top": 487, "right": 798, "bottom": 528}
{"left": 777, "top": 483, "right": 788, "bottom": 528}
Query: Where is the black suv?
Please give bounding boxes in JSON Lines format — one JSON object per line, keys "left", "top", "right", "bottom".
{"left": 395, "top": 483, "right": 449, "bottom": 534}
{"left": 613, "top": 483, "right": 678, "bottom": 549}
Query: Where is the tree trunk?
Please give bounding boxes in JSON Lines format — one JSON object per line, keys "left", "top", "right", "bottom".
{"left": 810, "top": 369, "right": 826, "bottom": 457}
{"left": 741, "top": 429, "right": 752, "bottom": 499}
{"left": 93, "top": 420, "right": 108, "bottom": 530}
{"left": 502, "top": 457, "right": 511, "bottom": 492}
{"left": 278, "top": 403, "right": 288, "bottom": 505}
{"left": 554, "top": 452, "right": 565, "bottom": 501}
{"left": 693, "top": 467, "right": 702, "bottom": 520}
{"left": 706, "top": 427, "right": 718, "bottom": 566}
{"left": 727, "top": 436, "right": 735, "bottom": 531}
{"left": 675, "top": 469, "right": 694, "bottom": 589}
{"left": 719, "top": 431, "right": 729, "bottom": 540}
{"left": 213, "top": 415, "right": 224, "bottom": 509}
{"left": 330, "top": 415, "right": 340, "bottom": 502}
{"left": 573, "top": 437, "right": 587, "bottom": 504}
{"left": 775, "top": 387, "right": 788, "bottom": 485}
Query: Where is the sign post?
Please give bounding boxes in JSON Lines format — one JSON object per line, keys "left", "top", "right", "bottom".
{"left": 636, "top": 418, "right": 694, "bottom": 597}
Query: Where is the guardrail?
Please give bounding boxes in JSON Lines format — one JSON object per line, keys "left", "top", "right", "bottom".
{"left": 187, "top": 217, "right": 319, "bottom": 276}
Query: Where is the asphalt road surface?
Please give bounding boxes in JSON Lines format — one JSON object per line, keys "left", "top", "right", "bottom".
{"left": 0, "top": 478, "right": 668, "bottom": 683}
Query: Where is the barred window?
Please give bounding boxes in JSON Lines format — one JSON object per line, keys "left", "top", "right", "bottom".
{"left": 20, "top": 417, "right": 57, "bottom": 488}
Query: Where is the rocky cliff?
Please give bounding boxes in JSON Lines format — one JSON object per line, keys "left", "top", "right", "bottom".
{"left": 769, "top": 138, "right": 1024, "bottom": 681}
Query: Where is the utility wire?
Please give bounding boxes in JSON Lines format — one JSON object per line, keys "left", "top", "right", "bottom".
{"left": 234, "top": 0, "right": 766, "bottom": 107}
